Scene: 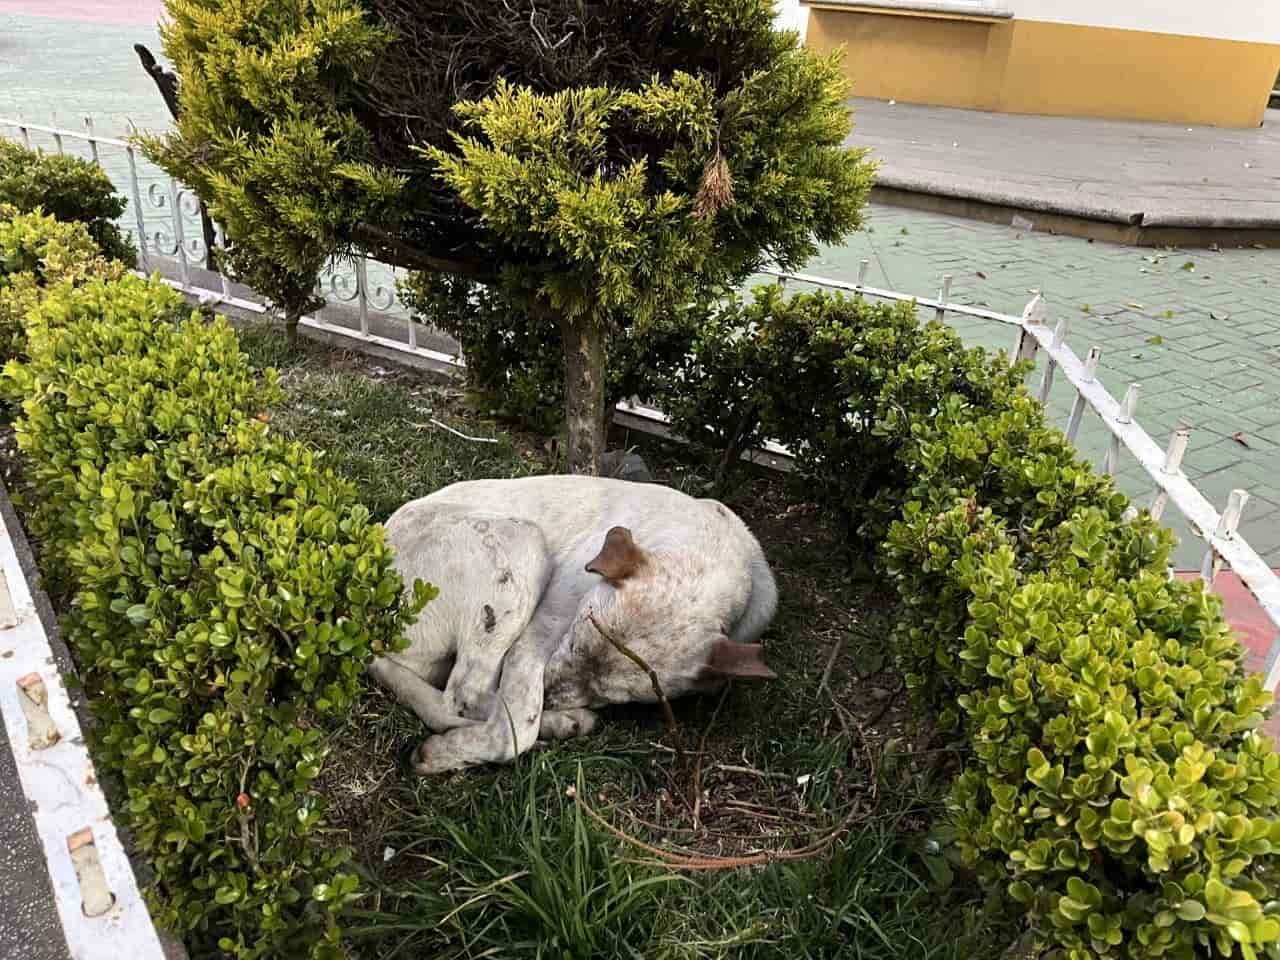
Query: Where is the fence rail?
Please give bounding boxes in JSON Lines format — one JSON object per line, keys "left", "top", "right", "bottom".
{"left": 4, "top": 114, "right": 1279, "bottom": 689}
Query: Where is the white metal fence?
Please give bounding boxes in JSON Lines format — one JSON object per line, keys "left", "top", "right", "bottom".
{"left": 3, "top": 114, "right": 1279, "bottom": 690}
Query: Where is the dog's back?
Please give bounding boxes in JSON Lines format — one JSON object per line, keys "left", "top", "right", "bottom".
{"left": 387, "top": 475, "right": 775, "bottom": 644}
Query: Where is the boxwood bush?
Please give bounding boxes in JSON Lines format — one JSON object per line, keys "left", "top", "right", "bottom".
{"left": 0, "top": 244, "right": 429, "bottom": 956}
{"left": 659, "top": 288, "right": 1280, "bottom": 959}
{"left": 0, "top": 205, "right": 125, "bottom": 361}
{"left": 0, "top": 139, "right": 136, "bottom": 264}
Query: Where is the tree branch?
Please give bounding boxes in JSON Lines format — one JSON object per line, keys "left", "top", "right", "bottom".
{"left": 350, "top": 222, "right": 496, "bottom": 281}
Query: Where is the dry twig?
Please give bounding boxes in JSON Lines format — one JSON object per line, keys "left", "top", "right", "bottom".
{"left": 570, "top": 721, "right": 880, "bottom": 871}
{"left": 589, "top": 612, "right": 683, "bottom": 759}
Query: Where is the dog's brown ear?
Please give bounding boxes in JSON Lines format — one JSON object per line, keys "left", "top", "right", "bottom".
{"left": 585, "top": 526, "right": 647, "bottom": 586}
{"left": 706, "top": 638, "right": 777, "bottom": 679}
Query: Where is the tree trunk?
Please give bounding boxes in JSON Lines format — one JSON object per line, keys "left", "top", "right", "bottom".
{"left": 562, "top": 318, "right": 606, "bottom": 476}
{"left": 285, "top": 312, "right": 300, "bottom": 351}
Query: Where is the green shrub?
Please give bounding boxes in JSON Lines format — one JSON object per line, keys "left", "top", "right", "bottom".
{"left": 0, "top": 140, "right": 136, "bottom": 263}
{"left": 654, "top": 286, "right": 1280, "bottom": 958}
{"left": 0, "top": 205, "right": 124, "bottom": 360}
{"left": 880, "top": 393, "right": 1280, "bottom": 959}
{"left": 661, "top": 286, "right": 1025, "bottom": 544}
{"left": 2, "top": 273, "right": 430, "bottom": 958}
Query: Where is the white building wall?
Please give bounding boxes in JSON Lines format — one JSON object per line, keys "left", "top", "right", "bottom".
{"left": 1009, "top": 0, "right": 1280, "bottom": 45}
{"left": 774, "top": 0, "right": 809, "bottom": 41}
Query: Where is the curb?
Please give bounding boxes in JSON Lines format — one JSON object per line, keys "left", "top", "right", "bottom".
{"left": 0, "top": 478, "right": 177, "bottom": 960}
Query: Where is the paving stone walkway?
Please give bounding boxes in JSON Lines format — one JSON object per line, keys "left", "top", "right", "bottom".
{"left": 798, "top": 206, "right": 1280, "bottom": 567}
{"left": 849, "top": 97, "right": 1280, "bottom": 230}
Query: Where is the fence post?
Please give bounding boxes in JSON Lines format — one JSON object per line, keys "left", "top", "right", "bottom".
{"left": 1103, "top": 383, "right": 1141, "bottom": 475}
{"left": 356, "top": 256, "right": 371, "bottom": 336}
{"left": 1064, "top": 346, "right": 1101, "bottom": 442}
{"left": 82, "top": 117, "right": 99, "bottom": 164}
{"left": 1011, "top": 293, "right": 1047, "bottom": 382}
{"left": 1149, "top": 428, "right": 1191, "bottom": 521}
{"left": 211, "top": 222, "right": 231, "bottom": 302}
{"left": 1264, "top": 633, "right": 1280, "bottom": 693}
{"left": 856, "top": 259, "right": 869, "bottom": 290}
{"left": 400, "top": 266, "right": 418, "bottom": 350}
{"left": 1037, "top": 316, "right": 1069, "bottom": 403}
{"left": 50, "top": 113, "right": 63, "bottom": 154}
{"left": 934, "top": 275, "right": 952, "bottom": 324}
{"left": 124, "top": 147, "right": 150, "bottom": 271}
{"left": 1200, "top": 489, "right": 1249, "bottom": 582}
{"left": 166, "top": 177, "right": 189, "bottom": 288}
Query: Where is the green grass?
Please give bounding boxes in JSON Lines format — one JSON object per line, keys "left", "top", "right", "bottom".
{"left": 239, "top": 323, "right": 1018, "bottom": 960}
{"left": 235, "top": 324, "right": 547, "bottom": 521}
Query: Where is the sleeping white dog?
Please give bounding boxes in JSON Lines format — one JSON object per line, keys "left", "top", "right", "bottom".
{"left": 370, "top": 475, "right": 778, "bottom": 774}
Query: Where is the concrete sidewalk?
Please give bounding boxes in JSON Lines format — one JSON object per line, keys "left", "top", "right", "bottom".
{"left": 851, "top": 98, "right": 1280, "bottom": 243}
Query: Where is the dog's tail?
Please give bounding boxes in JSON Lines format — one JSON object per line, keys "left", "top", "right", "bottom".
{"left": 729, "top": 543, "right": 778, "bottom": 646}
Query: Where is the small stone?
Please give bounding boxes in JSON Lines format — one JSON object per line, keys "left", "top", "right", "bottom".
{"left": 599, "top": 450, "right": 654, "bottom": 483}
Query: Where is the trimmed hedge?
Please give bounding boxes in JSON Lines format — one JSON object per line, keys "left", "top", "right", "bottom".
{"left": 0, "top": 139, "right": 136, "bottom": 264}
{"left": 0, "top": 216, "right": 429, "bottom": 957}
{"left": 656, "top": 288, "right": 1280, "bottom": 959}
{"left": 0, "top": 205, "right": 125, "bottom": 361}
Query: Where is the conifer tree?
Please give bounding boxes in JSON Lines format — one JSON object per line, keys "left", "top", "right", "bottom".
{"left": 145, "top": 0, "right": 874, "bottom": 472}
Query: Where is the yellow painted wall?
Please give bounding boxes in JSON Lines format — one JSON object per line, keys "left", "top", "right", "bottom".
{"left": 804, "top": 6, "right": 1280, "bottom": 128}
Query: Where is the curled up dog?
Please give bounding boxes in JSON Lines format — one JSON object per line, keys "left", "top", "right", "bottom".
{"left": 369, "top": 475, "right": 779, "bottom": 774}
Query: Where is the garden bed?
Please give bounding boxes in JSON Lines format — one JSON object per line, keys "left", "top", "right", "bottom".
{"left": 228, "top": 323, "right": 1017, "bottom": 958}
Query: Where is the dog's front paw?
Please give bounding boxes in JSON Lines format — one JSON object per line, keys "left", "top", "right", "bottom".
{"left": 411, "top": 736, "right": 470, "bottom": 775}
{"left": 538, "top": 708, "right": 599, "bottom": 741}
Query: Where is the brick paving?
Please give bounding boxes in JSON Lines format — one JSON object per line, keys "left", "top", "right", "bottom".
{"left": 789, "top": 206, "right": 1280, "bottom": 568}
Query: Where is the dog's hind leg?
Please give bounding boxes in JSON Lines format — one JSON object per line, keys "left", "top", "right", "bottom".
{"left": 442, "top": 515, "right": 550, "bottom": 720}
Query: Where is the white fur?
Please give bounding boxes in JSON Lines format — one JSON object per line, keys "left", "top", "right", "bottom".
{"left": 372, "top": 475, "right": 777, "bottom": 773}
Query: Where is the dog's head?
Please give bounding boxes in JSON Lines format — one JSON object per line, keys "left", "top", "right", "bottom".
{"left": 543, "top": 525, "right": 775, "bottom": 710}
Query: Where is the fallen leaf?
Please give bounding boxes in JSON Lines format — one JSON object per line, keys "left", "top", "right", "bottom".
{"left": 1210, "top": 311, "right": 1230, "bottom": 321}
{"left": 1146, "top": 335, "right": 1164, "bottom": 346}
{"left": 1181, "top": 261, "right": 1196, "bottom": 271}
{"left": 975, "top": 271, "right": 986, "bottom": 279}
{"left": 1126, "top": 302, "right": 1145, "bottom": 310}
{"left": 1232, "top": 432, "right": 1252, "bottom": 449}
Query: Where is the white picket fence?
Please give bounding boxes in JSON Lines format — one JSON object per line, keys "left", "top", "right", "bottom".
{"left": 3, "top": 114, "right": 1279, "bottom": 690}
